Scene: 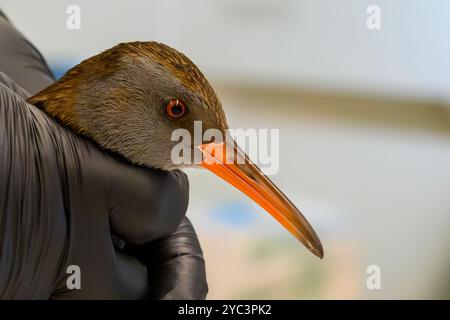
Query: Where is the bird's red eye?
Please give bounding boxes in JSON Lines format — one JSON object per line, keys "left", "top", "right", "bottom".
{"left": 166, "top": 99, "right": 186, "bottom": 119}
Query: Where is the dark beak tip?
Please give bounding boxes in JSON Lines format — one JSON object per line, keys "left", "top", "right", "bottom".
{"left": 306, "top": 236, "right": 324, "bottom": 259}
{"left": 314, "top": 247, "right": 324, "bottom": 259}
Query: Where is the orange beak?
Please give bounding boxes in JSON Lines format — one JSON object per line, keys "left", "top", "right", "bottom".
{"left": 199, "top": 141, "right": 324, "bottom": 259}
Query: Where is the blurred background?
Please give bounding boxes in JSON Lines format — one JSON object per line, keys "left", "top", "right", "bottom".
{"left": 1, "top": 0, "right": 449, "bottom": 299}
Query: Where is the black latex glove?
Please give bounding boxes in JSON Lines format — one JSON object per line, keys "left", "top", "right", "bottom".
{"left": 0, "top": 13, "right": 207, "bottom": 299}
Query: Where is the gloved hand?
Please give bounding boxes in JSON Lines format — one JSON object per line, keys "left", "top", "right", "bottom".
{"left": 0, "top": 13, "right": 207, "bottom": 299}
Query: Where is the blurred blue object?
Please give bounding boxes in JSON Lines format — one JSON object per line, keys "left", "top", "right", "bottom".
{"left": 211, "top": 202, "right": 256, "bottom": 228}
{"left": 49, "top": 62, "right": 75, "bottom": 80}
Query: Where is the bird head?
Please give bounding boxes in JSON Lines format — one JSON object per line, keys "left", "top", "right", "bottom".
{"left": 28, "top": 41, "right": 323, "bottom": 258}
{"left": 28, "top": 42, "right": 228, "bottom": 170}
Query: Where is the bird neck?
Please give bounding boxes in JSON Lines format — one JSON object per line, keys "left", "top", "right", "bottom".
{"left": 27, "top": 78, "right": 87, "bottom": 135}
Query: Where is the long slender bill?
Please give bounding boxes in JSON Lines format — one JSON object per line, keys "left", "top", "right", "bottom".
{"left": 199, "top": 141, "right": 324, "bottom": 258}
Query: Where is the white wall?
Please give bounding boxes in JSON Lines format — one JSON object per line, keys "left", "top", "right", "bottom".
{"left": 1, "top": 0, "right": 449, "bottom": 102}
